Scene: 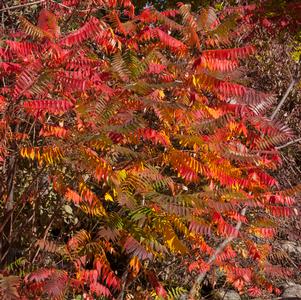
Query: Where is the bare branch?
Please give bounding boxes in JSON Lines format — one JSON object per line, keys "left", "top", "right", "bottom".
{"left": 0, "top": 0, "right": 97, "bottom": 13}
{"left": 188, "top": 207, "right": 247, "bottom": 300}
{"left": 270, "top": 79, "right": 296, "bottom": 120}
{"left": 49, "top": 0, "right": 73, "bottom": 10}
{"left": 276, "top": 137, "right": 301, "bottom": 150}
{"left": 0, "top": 0, "right": 45, "bottom": 13}
{"left": 117, "top": 270, "right": 129, "bottom": 300}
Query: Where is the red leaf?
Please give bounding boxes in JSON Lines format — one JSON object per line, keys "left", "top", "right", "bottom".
{"left": 124, "top": 236, "right": 153, "bottom": 260}
{"left": 61, "top": 17, "right": 105, "bottom": 47}
{"left": 248, "top": 286, "right": 262, "bottom": 297}
{"left": 138, "top": 128, "right": 171, "bottom": 146}
{"left": 146, "top": 271, "right": 167, "bottom": 298}
{"left": 90, "top": 282, "right": 112, "bottom": 297}
{"left": 202, "top": 46, "right": 256, "bottom": 59}
{"left": 38, "top": 9, "right": 60, "bottom": 38}
{"left": 23, "top": 99, "right": 73, "bottom": 115}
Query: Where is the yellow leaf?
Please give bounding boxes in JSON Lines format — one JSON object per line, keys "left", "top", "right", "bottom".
{"left": 192, "top": 75, "right": 198, "bottom": 87}
{"left": 29, "top": 148, "right": 35, "bottom": 160}
{"left": 109, "top": 27, "right": 115, "bottom": 39}
{"left": 104, "top": 193, "right": 113, "bottom": 202}
{"left": 129, "top": 256, "right": 141, "bottom": 277}
{"left": 20, "top": 147, "right": 26, "bottom": 158}
{"left": 206, "top": 106, "right": 221, "bottom": 119}
{"left": 118, "top": 169, "right": 127, "bottom": 180}
{"left": 158, "top": 90, "right": 165, "bottom": 99}
{"left": 163, "top": 224, "right": 188, "bottom": 254}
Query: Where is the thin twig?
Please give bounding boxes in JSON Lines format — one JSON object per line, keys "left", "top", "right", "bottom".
{"left": 0, "top": 0, "right": 45, "bottom": 12}
{"left": 0, "top": 165, "right": 46, "bottom": 235}
{"left": 50, "top": 0, "right": 100, "bottom": 12}
{"left": 49, "top": 0, "right": 72, "bottom": 10}
{"left": 117, "top": 270, "right": 129, "bottom": 300}
{"left": 270, "top": 79, "right": 296, "bottom": 120}
{"left": 0, "top": 0, "right": 93, "bottom": 13}
{"left": 269, "top": 76, "right": 300, "bottom": 150}
{"left": 187, "top": 207, "right": 247, "bottom": 300}
{"left": 276, "top": 137, "right": 301, "bottom": 150}
{"left": 32, "top": 210, "right": 56, "bottom": 263}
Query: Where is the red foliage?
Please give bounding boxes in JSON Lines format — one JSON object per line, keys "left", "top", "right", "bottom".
{"left": 0, "top": 1, "right": 299, "bottom": 299}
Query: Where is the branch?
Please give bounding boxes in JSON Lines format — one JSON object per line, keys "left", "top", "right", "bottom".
{"left": 49, "top": 0, "right": 72, "bottom": 10}
{"left": 50, "top": 0, "right": 88, "bottom": 11}
{"left": 5, "top": 155, "right": 16, "bottom": 211}
{"left": 188, "top": 207, "right": 247, "bottom": 300}
{"left": 270, "top": 79, "right": 296, "bottom": 120}
{"left": 32, "top": 205, "right": 58, "bottom": 263}
{"left": 276, "top": 137, "right": 301, "bottom": 150}
{"left": 0, "top": 0, "right": 45, "bottom": 12}
{"left": 117, "top": 270, "right": 129, "bottom": 300}
{"left": 0, "top": 165, "right": 46, "bottom": 235}
{"left": 0, "top": 0, "right": 97, "bottom": 13}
